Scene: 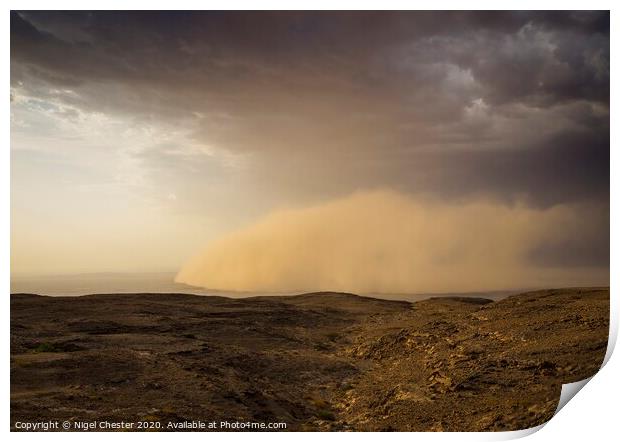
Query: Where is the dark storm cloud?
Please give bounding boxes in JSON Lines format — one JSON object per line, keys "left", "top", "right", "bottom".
{"left": 11, "top": 11, "right": 609, "bottom": 109}
{"left": 11, "top": 11, "right": 609, "bottom": 269}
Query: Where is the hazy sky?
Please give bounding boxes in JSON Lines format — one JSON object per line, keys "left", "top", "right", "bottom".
{"left": 10, "top": 11, "right": 609, "bottom": 291}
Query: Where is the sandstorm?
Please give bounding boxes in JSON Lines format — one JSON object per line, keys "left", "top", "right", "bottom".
{"left": 176, "top": 190, "right": 607, "bottom": 294}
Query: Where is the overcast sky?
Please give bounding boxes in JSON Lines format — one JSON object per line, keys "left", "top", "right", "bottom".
{"left": 10, "top": 11, "right": 609, "bottom": 289}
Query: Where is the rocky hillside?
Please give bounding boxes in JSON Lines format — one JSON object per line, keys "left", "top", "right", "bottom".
{"left": 11, "top": 288, "right": 608, "bottom": 431}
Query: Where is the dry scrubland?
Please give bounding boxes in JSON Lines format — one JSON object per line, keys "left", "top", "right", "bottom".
{"left": 11, "top": 288, "right": 608, "bottom": 431}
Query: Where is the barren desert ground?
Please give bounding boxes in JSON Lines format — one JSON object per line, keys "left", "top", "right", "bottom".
{"left": 11, "top": 288, "right": 609, "bottom": 431}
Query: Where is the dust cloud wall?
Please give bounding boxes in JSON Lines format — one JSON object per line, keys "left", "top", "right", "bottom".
{"left": 176, "top": 190, "right": 608, "bottom": 294}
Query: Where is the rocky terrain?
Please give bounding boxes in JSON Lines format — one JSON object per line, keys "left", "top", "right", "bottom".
{"left": 11, "top": 288, "right": 609, "bottom": 431}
